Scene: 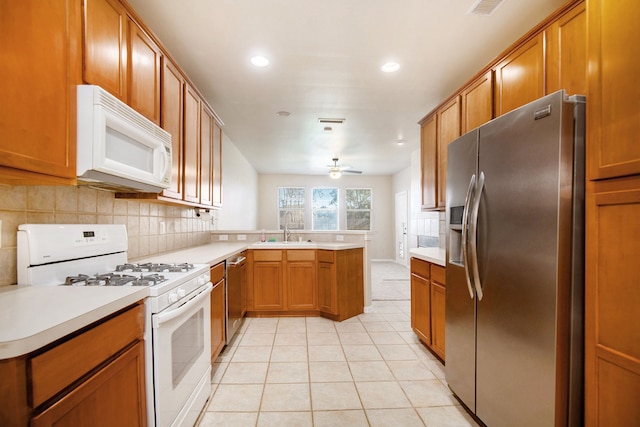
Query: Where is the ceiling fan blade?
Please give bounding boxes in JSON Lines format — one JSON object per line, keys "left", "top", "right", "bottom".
{"left": 343, "top": 169, "right": 362, "bottom": 174}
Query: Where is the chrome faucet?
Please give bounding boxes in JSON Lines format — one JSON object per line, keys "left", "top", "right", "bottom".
{"left": 283, "top": 211, "right": 293, "bottom": 242}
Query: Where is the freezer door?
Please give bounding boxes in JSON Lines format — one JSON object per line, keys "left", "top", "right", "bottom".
{"left": 474, "top": 91, "right": 576, "bottom": 427}
{"left": 445, "top": 129, "right": 478, "bottom": 411}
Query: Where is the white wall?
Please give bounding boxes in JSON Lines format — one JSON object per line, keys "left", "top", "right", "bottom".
{"left": 215, "top": 134, "right": 259, "bottom": 230}
{"left": 257, "top": 174, "right": 394, "bottom": 261}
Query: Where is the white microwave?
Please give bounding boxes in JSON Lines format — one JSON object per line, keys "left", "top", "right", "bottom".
{"left": 76, "top": 85, "right": 172, "bottom": 192}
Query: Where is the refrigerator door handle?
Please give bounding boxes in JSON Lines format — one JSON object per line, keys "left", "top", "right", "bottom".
{"left": 461, "top": 174, "right": 476, "bottom": 299}
{"left": 469, "top": 171, "right": 485, "bottom": 301}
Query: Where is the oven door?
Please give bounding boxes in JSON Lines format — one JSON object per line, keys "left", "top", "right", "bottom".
{"left": 152, "top": 283, "right": 212, "bottom": 427}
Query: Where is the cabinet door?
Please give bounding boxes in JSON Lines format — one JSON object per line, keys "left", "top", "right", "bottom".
{"left": 545, "top": 2, "right": 586, "bottom": 96}
{"left": 0, "top": 0, "right": 80, "bottom": 182}
{"left": 199, "top": 104, "right": 214, "bottom": 206}
{"left": 436, "top": 96, "right": 461, "bottom": 209}
{"left": 210, "top": 279, "right": 225, "bottom": 361}
{"left": 213, "top": 122, "right": 223, "bottom": 207}
{"left": 160, "top": 58, "right": 184, "bottom": 200}
{"left": 83, "top": 0, "right": 128, "bottom": 101}
{"left": 253, "top": 262, "right": 284, "bottom": 311}
{"left": 461, "top": 71, "right": 493, "bottom": 133}
{"left": 587, "top": 0, "right": 640, "bottom": 179}
{"left": 31, "top": 342, "right": 146, "bottom": 427}
{"left": 183, "top": 84, "right": 201, "bottom": 204}
{"left": 494, "top": 33, "right": 544, "bottom": 116}
{"left": 127, "top": 19, "right": 161, "bottom": 124}
{"left": 430, "top": 279, "right": 446, "bottom": 360}
{"left": 411, "top": 272, "right": 431, "bottom": 345}
{"left": 585, "top": 177, "right": 640, "bottom": 426}
{"left": 318, "top": 261, "right": 337, "bottom": 315}
{"left": 287, "top": 260, "right": 317, "bottom": 311}
{"left": 420, "top": 115, "right": 437, "bottom": 209}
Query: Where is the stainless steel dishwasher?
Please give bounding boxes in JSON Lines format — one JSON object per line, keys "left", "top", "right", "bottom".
{"left": 225, "top": 252, "right": 247, "bottom": 344}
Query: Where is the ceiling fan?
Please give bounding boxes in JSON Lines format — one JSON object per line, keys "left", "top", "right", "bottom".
{"left": 327, "top": 158, "right": 362, "bottom": 179}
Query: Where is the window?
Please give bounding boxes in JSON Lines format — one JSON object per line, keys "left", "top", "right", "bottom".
{"left": 278, "top": 187, "right": 305, "bottom": 230}
{"left": 312, "top": 188, "right": 338, "bottom": 230}
{"left": 346, "top": 188, "right": 372, "bottom": 230}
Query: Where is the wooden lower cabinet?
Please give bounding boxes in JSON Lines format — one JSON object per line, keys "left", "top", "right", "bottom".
{"left": 286, "top": 250, "right": 317, "bottom": 311}
{"left": 411, "top": 257, "right": 446, "bottom": 361}
{"left": 0, "top": 303, "right": 146, "bottom": 426}
{"left": 318, "top": 249, "right": 364, "bottom": 321}
{"left": 31, "top": 342, "right": 146, "bottom": 427}
{"left": 249, "top": 248, "right": 363, "bottom": 320}
{"left": 430, "top": 265, "right": 446, "bottom": 360}
{"left": 210, "top": 262, "right": 225, "bottom": 361}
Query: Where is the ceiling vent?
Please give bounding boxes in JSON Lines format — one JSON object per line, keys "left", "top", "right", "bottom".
{"left": 467, "top": 0, "right": 506, "bottom": 15}
{"left": 318, "top": 118, "right": 346, "bottom": 124}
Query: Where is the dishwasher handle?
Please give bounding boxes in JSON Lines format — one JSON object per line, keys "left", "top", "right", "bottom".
{"left": 227, "top": 256, "right": 246, "bottom": 266}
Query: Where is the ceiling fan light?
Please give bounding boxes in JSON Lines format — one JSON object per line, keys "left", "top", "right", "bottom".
{"left": 329, "top": 170, "right": 342, "bottom": 179}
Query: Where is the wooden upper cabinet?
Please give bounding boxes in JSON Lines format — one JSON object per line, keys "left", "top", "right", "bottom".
{"left": 461, "top": 70, "right": 493, "bottom": 134}
{"left": 213, "top": 122, "right": 223, "bottom": 207}
{"left": 587, "top": 0, "right": 640, "bottom": 180}
{"left": 160, "top": 58, "right": 184, "bottom": 200}
{"left": 127, "top": 19, "right": 161, "bottom": 124}
{"left": 436, "top": 96, "right": 461, "bottom": 209}
{"left": 83, "top": 0, "right": 128, "bottom": 101}
{"left": 545, "top": 2, "right": 586, "bottom": 97}
{"left": 200, "top": 104, "right": 214, "bottom": 206}
{"left": 494, "top": 32, "right": 544, "bottom": 116}
{"left": 183, "top": 85, "right": 201, "bottom": 204}
{"left": 420, "top": 115, "right": 437, "bottom": 209}
{"left": 0, "top": 0, "right": 80, "bottom": 183}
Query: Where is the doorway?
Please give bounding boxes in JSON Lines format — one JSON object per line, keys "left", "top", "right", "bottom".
{"left": 395, "top": 191, "right": 408, "bottom": 266}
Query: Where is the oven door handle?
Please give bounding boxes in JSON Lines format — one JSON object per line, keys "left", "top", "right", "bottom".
{"left": 152, "top": 282, "right": 213, "bottom": 328}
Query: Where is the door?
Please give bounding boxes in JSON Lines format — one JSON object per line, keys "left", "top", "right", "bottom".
{"left": 475, "top": 91, "right": 576, "bottom": 427}
{"left": 395, "top": 191, "right": 408, "bottom": 266}
{"left": 445, "top": 129, "right": 479, "bottom": 412}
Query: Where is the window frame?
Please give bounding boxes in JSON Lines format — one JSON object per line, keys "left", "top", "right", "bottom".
{"left": 277, "top": 187, "right": 305, "bottom": 230}
{"left": 345, "top": 188, "right": 372, "bottom": 231}
{"left": 311, "top": 187, "right": 339, "bottom": 231}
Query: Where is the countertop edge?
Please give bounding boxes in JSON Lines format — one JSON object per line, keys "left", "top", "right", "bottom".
{"left": 409, "top": 248, "right": 446, "bottom": 267}
{"left": 0, "top": 287, "right": 148, "bottom": 360}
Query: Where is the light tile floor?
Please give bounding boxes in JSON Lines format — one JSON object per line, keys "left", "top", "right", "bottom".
{"left": 198, "top": 300, "right": 480, "bottom": 427}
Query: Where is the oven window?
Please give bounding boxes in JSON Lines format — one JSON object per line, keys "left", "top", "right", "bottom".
{"left": 171, "top": 307, "right": 204, "bottom": 387}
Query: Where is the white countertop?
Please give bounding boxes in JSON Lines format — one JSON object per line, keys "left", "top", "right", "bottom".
{"left": 0, "top": 285, "right": 148, "bottom": 359}
{"left": 134, "top": 241, "right": 365, "bottom": 265}
{"left": 409, "top": 247, "right": 446, "bottom": 266}
{"left": 1, "top": 241, "right": 366, "bottom": 360}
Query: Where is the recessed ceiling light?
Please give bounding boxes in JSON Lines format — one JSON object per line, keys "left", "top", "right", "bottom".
{"left": 396, "top": 139, "right": 406, "bottom": 146}
{"left": 250, "top": 55, "right": 269, "bottom": 67}
{"left": 276, "top": 111, "right": 291, "bottom": 117}
{"left": 381, "top": 62, "right": 400, "bottom": 73}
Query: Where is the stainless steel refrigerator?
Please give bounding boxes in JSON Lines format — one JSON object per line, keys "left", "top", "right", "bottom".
{"left": 445, "top": 90, "right": 585, "bottom": 427}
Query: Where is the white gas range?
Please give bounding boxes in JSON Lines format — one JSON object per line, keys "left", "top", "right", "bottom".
{"left": 17, "top": 224, "right": 212, "bottom": 427}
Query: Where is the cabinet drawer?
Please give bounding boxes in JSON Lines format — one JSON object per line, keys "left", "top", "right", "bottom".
{"left": 411, "top": 257, "right": 430, "bottom": 279}
{"left": 253, "top": 250, "right": 282, "bottom": 262}
{"left": 210, "top": 261, "right": 224, "bottom": 284}
{"left": 30, "top": 304, "right": 144, "bottom": 407}
{"left": 287, "top": 250, "right": 315, "bottom": 261}
{"left": 431, "top": 264, "right": 446, "bottom": 285}
{"left": 317, "top": 250, "right": 335, "bottom": 263}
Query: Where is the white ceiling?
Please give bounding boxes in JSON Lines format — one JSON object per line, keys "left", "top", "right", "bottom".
{"left": 127, "top": 0, "right": 567, "bottom": 176}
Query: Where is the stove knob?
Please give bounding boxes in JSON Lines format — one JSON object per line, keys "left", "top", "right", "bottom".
{"left": 177, "top": 288, "right": 186, "bottom": 298}
{"left": 168, "top": 292, "right": 178, "bottom": 303}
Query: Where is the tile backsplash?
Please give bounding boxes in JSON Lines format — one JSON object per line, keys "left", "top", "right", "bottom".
{"left": 0, "top": 185, "right": 214, "bottom": 286}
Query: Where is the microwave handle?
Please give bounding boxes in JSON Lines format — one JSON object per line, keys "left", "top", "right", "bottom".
{"left": 161, "top": 147, "right": 171, "bottom": 180}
